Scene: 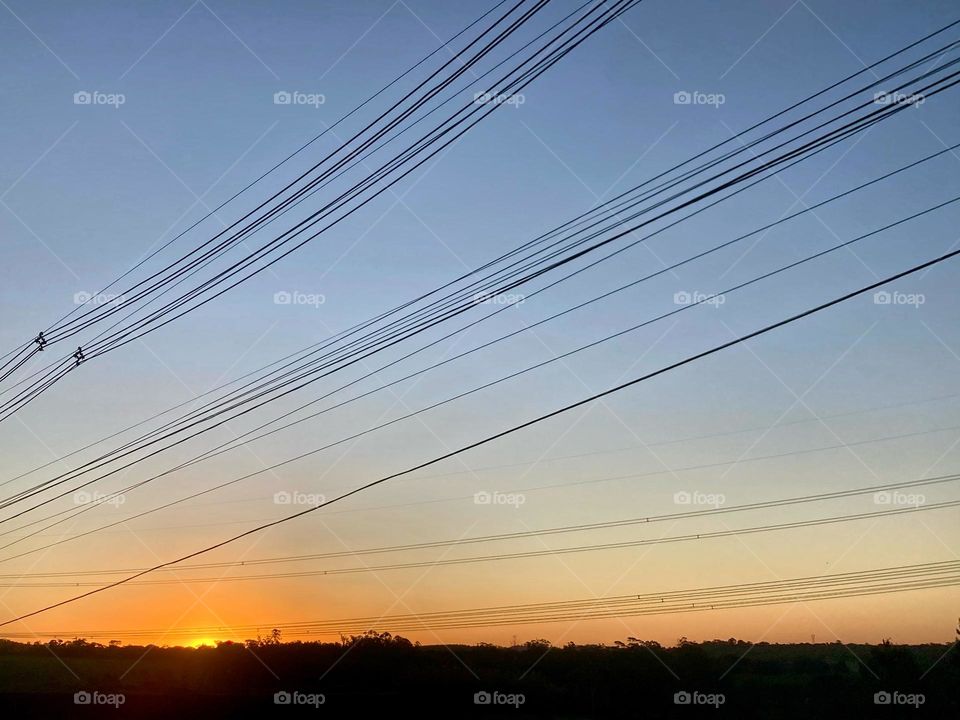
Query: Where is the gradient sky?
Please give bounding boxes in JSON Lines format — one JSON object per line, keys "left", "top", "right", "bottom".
{"left": 0, "top": 0, "right": 958, "bottom": 649}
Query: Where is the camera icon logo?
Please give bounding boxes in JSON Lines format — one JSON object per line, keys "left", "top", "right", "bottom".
{"left": 673, "top": 91, "right": 691, "bottom": 105}
{"left": 273, "top": 91, "right": 292, "bottom": 105}
{"left": 674, "top": 691, "right": 692, "bottom": 705}
{"left": 274, "top": 691, "right": 292, "bottom": 705}
{"left": 74, "top": 691, "right": 92, "bottom": 704}
{"left": 74, "top": 91, "right": 92, "bottom": 105}
{"left": 874, "top": 691, "right": 892, "bottom": 705}
{"left": 474, "top": 691, "right": 492, "bottom": 705}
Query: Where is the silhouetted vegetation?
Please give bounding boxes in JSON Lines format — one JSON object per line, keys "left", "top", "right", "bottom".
{"left": 0, "top": 630, "right": 956, "bottom": 717}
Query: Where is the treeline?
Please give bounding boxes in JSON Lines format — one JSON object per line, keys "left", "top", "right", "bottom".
{"left": 0, "top": 631, "right": 956, "bottom": 717}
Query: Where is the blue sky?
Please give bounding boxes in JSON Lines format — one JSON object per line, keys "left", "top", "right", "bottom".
{"left": 0, "top": 0, "right": 958, "bottom": 645}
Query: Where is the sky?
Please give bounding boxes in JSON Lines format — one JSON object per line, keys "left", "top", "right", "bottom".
{"left": 0, "top": 0, "right": 958, "bottom": 649}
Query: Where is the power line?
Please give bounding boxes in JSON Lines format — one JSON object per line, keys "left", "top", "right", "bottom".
{"left": 6, "top": 415, "right": 960, "bottom": 561}
{"left": 3, "top": 25, "right": 955, "bottom": 498}
{"left": 0, "top": 0, "right": 593, "bottom": 403}
{"left": 2, "top": 238, "right": 958, "bottom": 628}
{"left": 0, "top": 8, "right": 949, "bottom": 422}
{"left": 9, "top": 1, "right": 625, "bottom": 374}
{"left": 2, "top": 185, "right": 955, "bottom": 545}
{"left": 5, "top": 60, "right": 955, "bottom": 520}
{"left": 2, "top": 11, "right": 957, "bottom": 370}
{"left": 25, "top": 0, "right": 514, "bottom": 350}
{"left": 6, "top": 559, "right": 958, "bottom": 639}
{"left": 2, "top": 472, "right": 954, "bottom": 582}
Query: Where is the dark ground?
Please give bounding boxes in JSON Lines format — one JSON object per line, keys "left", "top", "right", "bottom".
{"left": 0, "top": 632, "right": 955, "bottom": 718}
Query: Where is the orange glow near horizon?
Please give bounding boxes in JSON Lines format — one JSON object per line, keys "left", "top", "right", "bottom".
{"left": 4, "top": 579, "right": 957, "bottom": 648}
